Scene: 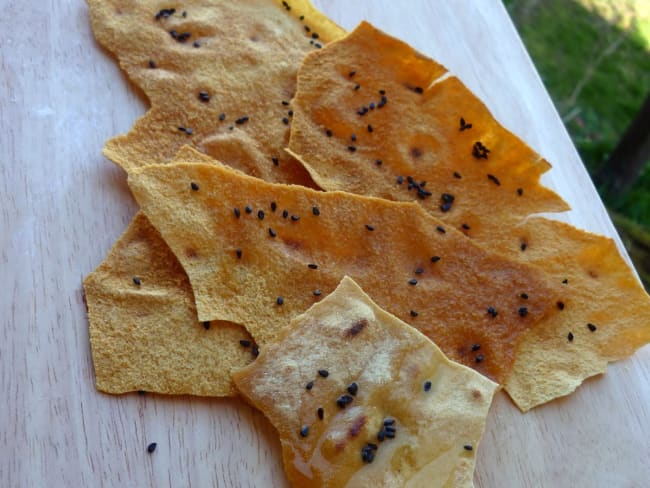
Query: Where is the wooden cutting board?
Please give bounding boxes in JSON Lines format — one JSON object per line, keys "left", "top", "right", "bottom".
{"left": 1, "top": 1, "right": 648, "bottom": 486}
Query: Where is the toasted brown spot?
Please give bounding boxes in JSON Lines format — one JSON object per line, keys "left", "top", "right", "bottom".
{"left": 472, "top": 389, "right": 482, "bottom": 400}
{"left": 185, "top": 248, "right": 198, "bottom": 258}
{"left": 588, "top": 270, "right": 599, "bottom": 278}
{"left": 349, "top": 415, "right": 367, "bottom": 438}
{"left": 346, "top": 318, "right": 368, "bottom": 337}
{"left": 282, "top": 239, "right": 303, "bottom": 251}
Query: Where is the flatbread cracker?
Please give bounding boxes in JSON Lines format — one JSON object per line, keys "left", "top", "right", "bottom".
{"left": 288, "top": 21, "right": 569, "bottom": 240}
{"left": 494, "top": 218, "right": 650, "bottom": 410}
{"left": 233, "top": 276, "right": 498, "bottom": 488}
{"left": 87, "top": 0, "right": 344, "bottom": 184}
{"left": 128, "top": 158, "right": 560, "bottom": 383}
{"left": 84, "top": 212, "right": 255, "bottom": 396}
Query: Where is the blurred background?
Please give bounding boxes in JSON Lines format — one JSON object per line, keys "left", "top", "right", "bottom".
{"left": 504, "top": 0, "right": 649, "bottom": 289}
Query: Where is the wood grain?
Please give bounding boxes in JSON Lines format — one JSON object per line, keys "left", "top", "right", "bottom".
{"left": 1, "top": 0, "right": 647, "bottom": 486}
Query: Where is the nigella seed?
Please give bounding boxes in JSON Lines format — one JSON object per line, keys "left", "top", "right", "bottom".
{"left": 198, "top": 91, "right": 210, "bottom": 102}
{"left": 464, "top": 444, "right": 473, "bottom": 451}
{"left": 367, "top": 124, "right": 373, "bottom": 133}
{"left": 430, "top": 256, "right": 441, "bottom": 263}
{"left": 288, "top": 110, "right": 293, "bottom": 116}
{"left": 251, "top": 345, "right": 259, "bottom": 357}
{"left": 234, "top": 207, "right": 241, "bottom": 218}
{"left": 300, "top": 425, "right": 309, "bottom": 437}
{"left": 257, "top": 210, "right": 265, "bottom": 220}
{"left": 415, "top": 267, "right": 424, "bottom": 274}
{"left": 384, "top": 418, "right": 395, "bottom": 426}
{"left": 336, "top": 394, "right": 354, "bottom": 408}
{"left": 268, "top": 228, "right": 277, "bottom": 237}
{"left": 147, "top": 442, "right": 157, "bottom": 453}
{"left": 219, "top": 113, "right": 226, "bottom": 121}
{"left": 375, "top": 159, "right": 382, "bottom": 166}
{"left": 282, "top": 100, "right": 289, "bottom": 106}
{"left": 276, "top": 296, "right": 284, "bottom": 305}
{"left": 245, "top": 205, "right": 252, "bottom": 214}
{"left": 313, "top": 290, "right": 322, "bottom": 296}
{"left": 133, "top": 276, "right": 141, "bottom": 286}
{"left": 471, "top": 344, "right": 481, "bottom": 351}
{"left": 587, "top": 323, "right": 597, "bottom": 332}
{"left": 311, "top": 32, "right": 319, "bottom": 39}
{"left": 235, "top": 249, "right": 242, "bottom": 259}
{"left": 239, "top": 339, "right": 251, "bottom": 347}
{"left": 312, "top": 206, "right": 320, "bottom": 216}
{"left": 397, "top": 176, "right": 404, "bottom": 185}
{"left": 348, "top": 145, "right": 357, "bottom": 152}
{"left": 436, "top": 226, "right": 446, "bottom": 234}
{"left": 517, "top": 188, "right": 524, "bottom": 196}
{"left": 423, "top": 380, "right": 432, "bottom": 392}
{"left": 520, "top": 243, "right": 528, "bottom": 251}
{"left": 475, "top": 354, "right": 484, "bottom": 363}
{"left": 270, "top": 202, "right": 277, "bottom": 212}
{"left": 282, "top": 117, "right": 289, "bottom": 125}
{"left": 453, "top": 171, "right": 462, "bottom": 179}
{"left": 308, "top": 264, "right": 318, "bottom": 270}
{"left": 520, "top": 293, "right": 528, "bottom": 299}
{"left": 410, "top": 310, "right": 418, "bottom": 317}
{"left": 347, "top": 382, "right": 358, "bottom": 396}
{"left": 272, "top": 156, "right": 279, "bottom": 166}
{"left": 557, "top": 301, "right": 565, "bottom": 310}
{"left": 203, "top": 321, "right": 210, "bottom": 330}
{"left": 462, "top": 223, "right": 470, "bottom": 230}
{"left": 326, "top": 129, "right": 333, "bottom": 137}
{"left": 408, "top": 279, "right": 418, "bottom": 286}
{"left": 365, "top": 224, "right": 375, "bottom": 231}
{"left": 377, "top": 430, "right": 386, "bottom": 442}
{"left": 354, "top": 83, "right": 360, "bottom": 91}
{"left": 349, "top": 70, "right": 356, "bottom": 77}
{"left": 236, "top": 116, "right": 249, "bottom": 125}
{"left": 519, "top": 307, "right": 528, "bottom": 317}
{"left": 369, "top": 102, "right": 375, "bottom": 110}
{"left": 568, "top": 332, "right": 574, "bottom": 342}
{"left": 306, "top": 381, "right": 314, "bottom": 390}
{"left": 291, "top": 215, "right": 300, "bottom": 221}
{"left": 318, "top": 369, "right": 329, "bottom": 378}
{"left": 190, "top": 182, "right": 199, "bottom": 191}
{"left": 487, "top": 174, "right": 501, "bottom": 186}
{"left": 282, "top": 210, "right": 289, "bottom": 218}
{"left": 148, "top": 59, "right": 156, "bottom": 69}
{"left": 351, "top": 134, "right": 357, "bottom": 142}
{"left": 317, "top": 407, "right": 324, "bottom": 420}
{"left": 487, "top": 307, "right": 498, "bottom": 318}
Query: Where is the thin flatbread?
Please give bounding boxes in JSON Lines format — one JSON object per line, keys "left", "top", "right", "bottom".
{"left": 83, "top": 212, "right": 255, "bottom": 396}
{"left": 288, "top": 21, "right": 569, "bottom": 240}
{"left": 495, "top": 218, "right": 650, "bottom": 410}
{"left": 127, "top": 158, "right": 560, "bottom": 383}
{"left": 87, "top": 0, "right": 344, "bottom": 184}
{"left": 233, "top": 276, "right": 498, "bottom": 488}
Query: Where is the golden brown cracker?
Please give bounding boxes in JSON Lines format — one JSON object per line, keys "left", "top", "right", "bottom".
{"left": 128, "top": 159, "right": 560, "bottom": 383}
{"left": 87, "top": 0, "right": 344, "bottom": 184}
{"left": 84, "top": 212, "right": 255, "bottom": 396}
{"left": 288, "top": 22, "right": 569, "bottom": 240}
{"left": 233, "top": 276, "right": 498, "bottom": 488}
{"left": 494, "top": 218, "right": 650, "bottom": 410}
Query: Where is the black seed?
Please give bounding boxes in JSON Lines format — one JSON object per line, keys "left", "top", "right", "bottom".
{"left": 251, "top": 345, "right": 259, "bottom": 357}
{"left": 299, "top": 15, "right": 304, "bottom": 20}
{"left": 384, "top": 425, "right": 396, "bottom": 433}
{"left": 155, "top": 8, "right": 175, "bottom": 20}
{"left": 282, "top": 210, "right": 289, "bottom": 218}
{"left": 415, "top": 267, "right": 424, "bottom": 274}
{"left": 311, "top": 32, "right": 319, "bottom": 39}
{"left": 236, "top": 116, "right": 249, "bottom": 125}
{"left": 308, "top": 264, "right": 318, "bottom": 270}
{"left": 178, "top": 126, "right": 193, "bottom": 135}
{"left": 336, "top": 394, "right": 354, "bottom": 408}
{"left": 462, "top": 223, "right": 470, "bottom": 230}
{"left": 133, "top": 276, "right": 141, "bottom": 286}
{"left": 291, "top": 215, "right": 300, "bottom": 221}
{"left": 169, "top": 29, "right": 178, "bottom": 39}
{"left": 270, "top": 202, "right": 277, "bottom": 212}
{"left": 459, "top": 117, "right": 473, "bottom": 131}
{"left": 441, "top": 193, "right": 455, "bottom": 203}
{"left": 239, "top": 340, "right": 251, "bottom": 347}
{"left": 349, "top": 70, "right": 356, "bottom": 77}
{"left": 234, "top": 207, "right": 241, "bottom": 218}
{"left": 487, "top": 174, "right": 501, "bottom": 186}
{"left": 190, "top": 182, "right": 199, "bottom": 191}
{"left": 245, "top": 205, "right": 253, "bottom": 214}
{"left": 272, "top": 157, "right": 279, "bottom": 166}
{"left": 430, "top": 256, "right": 441, "bottom": 263}
{"left": 357, "top": 107, "right": 368, "bottom": 116}
{"left": 487, "top": 306, "right": 498, "bottom": 318}
{"left": 519, "top": 307, "right": 528, "bottom": 317}
{"left": 375, "top": 159, "right": 382, "bottom": 166}
{"left": 288, "top": 110, "right": 293, "bottom": 116}
{"left": 306, "top": 381, "right": 314, "bottom": 390}
{"left": 562, "top": 278, "right": 569, "bottom": 284}
{"left": 384, "top": 430, "right": 396, "bottom": 439}
{"left": 312, "top": 206, "right": 320, "bottom": 216}
{"left": 440, "top": 202, "right": 452, "bottom": 212}
{"left": 369, "top": 102, "right": 375, "bottom": 110}
{"left": 408, "top": 278, "right": 418, "bottom": 286}
{"left": 557, "top": 301, "right": 565, "bottom": 310}
{"left": 219, "top": 113, "right": 226, "bottom": 121}
{"left": 367, "top": 124, "right": 373, "bottom": 133}
{"left": 348, "top": 145, "right": 357, "bottom": 152}
{"left": 414, "top": 86, "right": 424, "bottom": 94}
{"left": 520, "top": 242, "right": 527, "bottom": 251}
{"left": 235, "top": 249, "right": 242, "bottom": 259}
{"left": 453, "top": 171, "right": 462, "bottom": 179}
{"left": 282, "top": 117, "right": 289, "bottom": 125}
{"left": 410, "top": 310, "right": 418, "bottom": 317}
{"left": 464, "top": 444, "right": 473, "bottom": 451}
{"left": 377, "top": 430, "right": 386, "bottom": 442}
{"left": 397, "top": 176, "right": 404, "bottom": 185}
{"left": 326, "top": 129, "right": 333, "bottom": 137}
{"left": 147, "top": 442, "right": 157, "bottom": 453}
{"left": 475, "top": 354, "right": 484, "bottom": 363}
{"left": 203, "top": 321, "right": 210, "bottom": 330}
{"left": 281, "top": 101, "right": 289, "bottom": 107}
{"left": 568, "top": 332, "right": 574, "bottom": 341}
{"left": 300, "top": 425, "right": 309, "bottom": 437}
{"left": 318, "top": 369, "right": 329, "bottom": 378}
{"left": 520, "top": 293, "right": 528, "bottom": 299}
{"left": 317, "top": 407, "right": 324, "bottom": 419}
{"left": 313, "top": 289, "right": 322, "bottom": 296}
{"left": 193, "top": 41, "right": 200, "bottom": 48}
{"left": 471, "top": 344, "right": 481, "bottom": 351}
{"left": 436, "top": 226, "right": 446, "bottom": 234}
{"left": 423, "top": 380, "right": 432, "bottom": 392}
{"left": 257, "top": 210, "right": 265, "bottom": 220}
{"left": 517, "top": 188, "right": 524, "bottom": 196}
{"left": 354, "top": 83, "right": 360, "bottom": 91}
{"left": 347, "top": 382, "right": 358, "bottom": 396}
{"left": 472, "top": 141, "right": 490, "bottom": 159}
{"left": 351, "top": 134, "right": 357, "bottom": 142}
{"left": 276, "top": 296, "right": 284, "bottom": 305}
{"left": 148, "top": 59, "right": 156, "bottom": 69}
{"left": 198, "top": 91, "right": 210, "bottom": 102}
{"left": 304, "top": 25, "right": 310, "bottom": 32}
{"left": 268, "top": 228, "right": 277, "bottom": 237}
{"left": 384, "top": 417, "right": 395, "bottom": 426}
{"left": 365, "top": 224, "right": 375, "bottom": 231}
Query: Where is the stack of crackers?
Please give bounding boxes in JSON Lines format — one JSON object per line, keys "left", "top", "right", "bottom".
{"left": 83, "top": 1, "right": 650, "bottom": 486}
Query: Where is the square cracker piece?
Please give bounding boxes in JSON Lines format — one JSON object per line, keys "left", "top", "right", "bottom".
{"left": 233, "top": 276, "right": 498, "bottom": 488}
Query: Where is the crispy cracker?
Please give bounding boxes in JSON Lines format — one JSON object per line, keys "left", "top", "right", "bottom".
{"left": 128, "top": 158, "right": 560, "bottom": 383}
{"left": 287, "top": 21, "right": 569, "bottom": 240}
{"left": 492, "top": 218, "right": 650, "bottom": 410}
{"left": 84, "top": 212, "right": 255, "bottom": 396}
{"left": 233, "top": 276, "right": 498, "bottom": 488}
{"left": 87, "top": 0, "right": 344, "bottom": 184}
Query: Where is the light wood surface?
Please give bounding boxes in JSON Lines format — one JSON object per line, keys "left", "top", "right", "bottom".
{"left": 2, "top": 1, "right": 648, "bottom": 486}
